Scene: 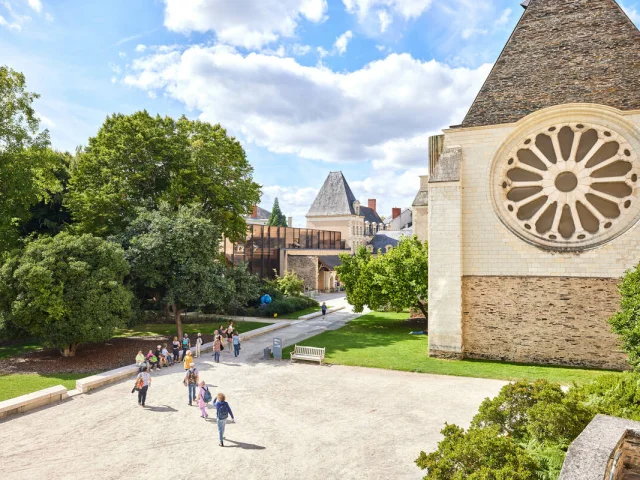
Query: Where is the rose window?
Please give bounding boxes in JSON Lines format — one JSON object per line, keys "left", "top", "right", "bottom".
{"left": 494, "top": 122, "right": 640, "bottom": 251}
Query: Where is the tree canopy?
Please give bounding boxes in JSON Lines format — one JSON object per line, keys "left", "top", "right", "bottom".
{"left": 0, "top": 66, "right": 60, "bottom": 251}
{"left": 67, "top": 111, "right": 261, "bottom": 240}
{"left": 0, "top": 232, "right": 132, "bottom": 356}
{"left": 610, "top": 263, "right": 640, "bottom": 367}
{"left": 267, "top": 197, "right": 287, "bottom": 227}
{"left": 336, "top": 236, "right": 428, "bottom": 318}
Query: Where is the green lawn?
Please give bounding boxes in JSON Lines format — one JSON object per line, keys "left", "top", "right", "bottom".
{"left": 0, "top": 341, "right": 42, "bottom": 360}
{"left": 278, "top": 306, "right": 332, "bottom": 319}
{"left": 0, "top": 373, "right": 88, "bottom": 402}
{"left": 283, "top": 311, "right": 621, "bottom": 385}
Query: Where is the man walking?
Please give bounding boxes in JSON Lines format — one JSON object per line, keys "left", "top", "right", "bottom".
{"left": 183, "top": 362, "right": 199, "bottom": 406}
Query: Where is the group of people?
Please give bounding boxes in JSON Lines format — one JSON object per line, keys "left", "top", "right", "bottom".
{"left": 132, "top": 323, "right": 240, "bottom": 446}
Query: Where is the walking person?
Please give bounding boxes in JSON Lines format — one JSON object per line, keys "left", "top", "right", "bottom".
{"left": 226, "top": 328, "right": 233, "bottom": 354}
{"left": 181, "top": 334, "right": 191, "bottom": 360}
{"left": 195, "top": 333, "right": 203, "bottom": 358}
{"left": 198, "top": 380, "right": 211, "bottom": 419}
{"left": 321, "top": 302, "right": 327, "bottom": 318}
{"left": 183, "top": 349, "right": 194, "bottom": 370}
{"left": 213, "top": 334, "right": 222, "bottom": 363}
{"left": 172, "top": 336, "right": 181, "bottom": 361}
{"left": 214, "top": 393, "right": 235, "bottom": 447}
{"left": 233, "top": 331, "right": 240, "bottom": 358}
{"left": 183, "top": 362, "right": 199, "bottom": 406}
{"left": 134, "top": 366, "right": 151, "bottom": 407}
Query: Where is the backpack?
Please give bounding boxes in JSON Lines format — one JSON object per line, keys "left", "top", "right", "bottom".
{"left": 188, "top": 369, "right": 197, "bottom": 384}
{"left": 217, "top": 402, "right": 229, "bottom": 420}
{"left": 203, "top": 388, "right": 212, "bottom": 403}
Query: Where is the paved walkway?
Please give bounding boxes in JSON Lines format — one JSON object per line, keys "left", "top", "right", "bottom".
{"left": 0, "top": 297, "right": 506, "bottom": 480}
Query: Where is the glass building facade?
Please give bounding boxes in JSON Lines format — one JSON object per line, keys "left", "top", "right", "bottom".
{"left": 223, "top": 225, "right": 344, "bottom": 279}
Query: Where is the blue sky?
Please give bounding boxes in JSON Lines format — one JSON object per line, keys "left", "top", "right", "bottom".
{"left": 2, "top": 0, "right": 639, "bottom": 224}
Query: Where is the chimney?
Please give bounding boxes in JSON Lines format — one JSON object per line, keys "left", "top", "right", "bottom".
{"left": 251, "top": 205, "right": 258, "bottom": 218}
{"left": 368, "top": 199, "right": 377, "bottom": 213}
{"left": 287, "top": 217, "right": 293, "bottom": 228}
{"left": 392, "top": 208, "right": 401, "bottom": 219}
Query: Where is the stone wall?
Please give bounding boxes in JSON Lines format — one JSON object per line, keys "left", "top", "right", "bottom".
{"left": 287, "top": 256, "right": 318, "bottom": 291}
{"left": 462, "top": 0, "right": 640, "bottom": 128}
{"left": 462, "top": 276, "right": 629, "bottom": 369}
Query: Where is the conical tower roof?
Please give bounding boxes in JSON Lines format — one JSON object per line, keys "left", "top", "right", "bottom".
{"left": 462, "top": 0, "right": 640, "bottom": 128}
{"left": 306, "top": 171, "right": 358, "bottom": 217}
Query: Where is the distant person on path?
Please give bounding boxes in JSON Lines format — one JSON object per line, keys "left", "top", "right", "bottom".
{"left": 135, "top": 350, "right": 146, "bottom": 372}
{"left": 183, "top": 350, "right": 193, "bottom": 370}
{"left": 226, "top": 327, "right": 233, "bottom": 354}
{"left": 195, "top": 333, "right": 203, "bottom": 358}
{"left": 214, "top": 393, "right": 235, "bottom": 447}
{"left": 233, "top": 331, "right": 240, "bottom": 357}
{"left": 198, "top": 380, "right": 211, "bottom": 418}
{"left": 321, "top": 302, "right": 327, "bottom": 317}
{"left": 135, "top": 367, "right": 151, "bottom": 407}
{"left": 172, "top": 336, "right": 181, "bottom": 361}
{"left": 213, "top": 334, "right": 222, "bottom": 363}
{"left": 182, "top": 334, "right": 191, "bottom": 360}
{"left": 184, "top": 363, "right": 199, "bottom": 406}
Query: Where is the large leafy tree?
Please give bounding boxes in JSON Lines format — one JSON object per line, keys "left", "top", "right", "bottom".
{"left": 267, "top": 197, "right": 287, "bottom": 227}
{"left": 0, "top": 66, "right": 60, "bottom": 250}
{"left": 610, "top": 264, "right": 640, "bottom": 368}
{"left": 118, "top": 204, "right": 229, "bottom": 338}
{"left": 67, "top": 111, "right": 261, "bottom": 240}
{"left": 336, "top": 236, "right": 428, "bottom": 318}
{"left": 0, "top": 232, "right": 132, "bottom": 356}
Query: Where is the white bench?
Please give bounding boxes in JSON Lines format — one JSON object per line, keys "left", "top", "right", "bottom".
{"left": 290, "top": 345, "right": 325, "bottom": 365}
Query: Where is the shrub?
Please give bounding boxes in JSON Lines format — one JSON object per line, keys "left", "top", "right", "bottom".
{"left": 571, "top": 371, "right": 640, "bottom": 420}
{"left": 610, "top": 263, "right": 640, "bottom": 367}
{"left": 263, "top": 296, "right": 318, "bottom": 317}
{"left": 276, "top": 270, "right": 305, "bottom": 297}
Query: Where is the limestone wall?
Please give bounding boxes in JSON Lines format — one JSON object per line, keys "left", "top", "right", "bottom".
{"left": 462, "top": 276, "right": 628, "bottom": 369}
{"left": 287, "top": 256, "right": 318, "bottom": 291}
{"left": 412, "top": 206, "right": 428, "bottom": 243}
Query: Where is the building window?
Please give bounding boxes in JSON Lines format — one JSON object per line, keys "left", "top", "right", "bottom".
{"left": 492, "top": 116, "right": 640, "bottom": 251}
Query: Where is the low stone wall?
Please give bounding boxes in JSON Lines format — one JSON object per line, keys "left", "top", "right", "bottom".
{"left": 0, "top": 385, "right": 68, "bottom": 419}
{"left": 462, "top": 276, "right": 629, "bottom": 370}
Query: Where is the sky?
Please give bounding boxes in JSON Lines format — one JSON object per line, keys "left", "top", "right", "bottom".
{"left": 2, "top": 0, "right": 639, "bottom": 226}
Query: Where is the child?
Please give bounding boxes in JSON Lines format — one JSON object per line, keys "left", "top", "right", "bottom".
{"left": 172, "top": 336, "right": 181, "bottom": 361}
{"left": 233, "top": 331, "right": 240, "bottom": 358}
{"left": 198, "top": 380, "right": 211, "bottom": 418}
{"left": 213, "top": 334, "right": 222, "bottom": 363}
{"left": 135, "top": 350, "right": 146, "bottom": 372}
{"left": 214, "top": 393, "right": 235, "bottom": 447}
{"left": 183, "top": 350, "right": 193, "bottom": 370}
{"left": 195, "top": 333, "right": 203, "bottom": 358}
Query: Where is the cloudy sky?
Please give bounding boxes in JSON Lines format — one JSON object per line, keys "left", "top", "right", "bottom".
{"left": 2, "top": 0, "right": 639, "bottom": 225}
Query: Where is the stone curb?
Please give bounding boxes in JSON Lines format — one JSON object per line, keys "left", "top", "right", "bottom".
{"left": 298, "top": 306, "right": 345, "bottom": 320}
{"left": 0, "top": 385, "right": 68, "bottom": 420}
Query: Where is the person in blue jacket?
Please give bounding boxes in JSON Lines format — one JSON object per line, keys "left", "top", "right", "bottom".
{"left": 214, "top": 393, "right": 235, "bottom": 447}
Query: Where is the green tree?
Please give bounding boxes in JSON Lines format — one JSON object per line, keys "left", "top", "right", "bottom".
{"left": 213, "top": 263, "right": 262, "bottom": 315}
{"left": 267, "top": 197, "right": 287, "bottom": 227}
{"left": 276, "top": 270, "right": 305, "bottom": 296}
{"left": 336, "top": 236, "right": 428, "bottom": 318}
{"left": 0, "top": 66, "right": 60, "bottom": 250}
{"left": 118, "top": 204, "right": 229, "bottom": 338}
{"left": 0, "top": 232, "right": 132, "bottom": 356}
{"left": 610, "top": 264, "right": 640, "bottom": 368}
{"left": 67, "top": 111, "right": 261, "bottom": 240}
{"left": 415, "top": 424, "right": 538, "bottom": 480}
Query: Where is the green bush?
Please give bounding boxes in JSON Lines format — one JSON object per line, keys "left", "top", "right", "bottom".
{"left": 263, "top": 296, "right": 319, "bottom": 317}
{"left": 610, "top": 263, "right": 640, "bottom": 367}
{"left": 571, "top": 371, "right": 640, "bottom": 420}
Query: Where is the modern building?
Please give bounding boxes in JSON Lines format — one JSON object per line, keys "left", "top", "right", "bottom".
{"left": 418, "top": 0, "right": 640, "bottom": 369}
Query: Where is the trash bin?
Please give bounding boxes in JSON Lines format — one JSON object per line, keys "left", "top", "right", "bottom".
{"left": 273, "top": 338, "right": 282, "bottom": 360}
{"left": 263, "top": 347, "right": 272, "bottom": 360}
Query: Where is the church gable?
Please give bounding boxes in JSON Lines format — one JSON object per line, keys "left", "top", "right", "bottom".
{"left": 461, "top": 0, "right": 640, "bottom": 128}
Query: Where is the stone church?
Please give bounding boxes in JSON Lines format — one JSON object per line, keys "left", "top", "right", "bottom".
{"left": 421, "top": 0, "right": 640, "bottom": 369}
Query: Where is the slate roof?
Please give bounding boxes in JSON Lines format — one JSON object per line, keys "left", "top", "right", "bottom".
{"left": 461, "top": 0, "right": 640, "bottom": 128}
{"left": 359, "top": 206, "right": 383, "bottom": 224}
{"left": 318, "top": 255, "right": 342, "bottom": 270}
{"left": 307, "top": 171, "right": 357, "bottom": 217}
{"left": 254, "top": 206, "right": 271, "bottom": 220}
{"left": 412, "top": 189, "right": 428, "bottom": 207}
{"left": 368, "top": 228, "right": 412, "bottom": 253}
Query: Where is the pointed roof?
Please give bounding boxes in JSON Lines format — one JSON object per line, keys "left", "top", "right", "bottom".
{"left": 461, "top": 0, "right": 640, "bottom": 128}
{"left": 307, "top": 171, "right": 358, "bottom": 217}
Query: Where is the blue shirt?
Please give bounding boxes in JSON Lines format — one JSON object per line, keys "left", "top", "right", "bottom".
{"left": 214, "top": 400, "right": 234, "bottom": 419}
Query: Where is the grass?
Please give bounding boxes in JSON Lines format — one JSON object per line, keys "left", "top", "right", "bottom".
{"left": 0, "top": 341, "right": 42, "bottom": 360}
{"left": 278, "top": 306, "right": 332, "bottom": 320}
{"left": 0, "top": 373, "right": 89, "bottom": 402}
{"left": 283, "top": 311, "right": 621, "bottom": 385}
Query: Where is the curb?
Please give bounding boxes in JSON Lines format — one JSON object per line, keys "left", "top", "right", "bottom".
{"left": 298, "top": 306, "right": 345, "bottom": 320}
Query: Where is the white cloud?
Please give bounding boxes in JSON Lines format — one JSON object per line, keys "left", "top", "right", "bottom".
{"left": 351, "top": 167, "right": 427, "bottom": 213}
{"left": 36, "top": 112, "right": 55, "bottom": 128}
{"left": 0, "top": 14, "right": 20, "bottom": 30}
{"left": 26, "top": 0, "right": 41, "bottom": 12}
{"left": 135, "top": 44, "right": 147, "bottom": 53}
{"left": 261, "top": 45, "right": 287, "bottom": 57}
{"left": 495, "top": 8, "right": 512, "bottom": 27}
{"left": 317, "top": 46, "right": 329, "bottom": 58}
{"left": 109, "top": 62, "right": 122, "bottom": 74}
{"left": 118, "top": 51, "right": 127, "bottom": 58}
{"left": 343, "top": 0, "right": 432, "bottom": 22}
{"left": 333, "top": 30, "right": 353, "bottom": 55}
{"left": 291, "top": 43, "right": 312, "bottom": 56}
{"left": 261, "top": 185, "right": 319, "bottom": 226}
{"left": 377, "top": 9, "right": 392, "bottom": 32}
{"left": 163, "top": 0, "right": 328, "bottom": 49}
{"left": 124, "top": 45, "right": 490, "bottom": 171}
{"left": 44, "top": 12, "right": 52, "bottom": 21}
{"left": 621, "top": 2, "right": 640, "bottom": 25}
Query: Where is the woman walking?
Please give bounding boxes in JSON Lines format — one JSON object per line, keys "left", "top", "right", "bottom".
{"left": 198, "top": 380, "right": 211, "bottom": 419}
{"left": 214, "top": 393, "right": 235, "bottom": 447}
{"left": 213, "top": 334, "right": 222, "bottom": 363}
{"left": 135, "top": 366, "right": 152, "bottom": 407}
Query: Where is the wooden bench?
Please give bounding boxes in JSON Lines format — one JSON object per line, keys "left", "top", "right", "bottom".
{"left": 290, "top": 345, "right": 325, "bottom": 365}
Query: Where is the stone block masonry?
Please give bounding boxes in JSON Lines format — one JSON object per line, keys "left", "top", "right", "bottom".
{"left": 287, "top": 255, "right": 318, "bottom": 291}
{"left": 462, "top": 276, "right": 629, "bottom": 370}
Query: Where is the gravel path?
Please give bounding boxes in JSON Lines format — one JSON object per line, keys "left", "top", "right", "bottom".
{"left": 0, "top": 298, "right": 506, "bottom": 480}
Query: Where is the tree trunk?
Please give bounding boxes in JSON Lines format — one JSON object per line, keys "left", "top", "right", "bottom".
{"left": 173, "top": 303, "right": 184, "bottom": 339}
{"left": 415, "top": 301, "right": 428, "bottom": 333}
{"left": 60, "top": 343, "right": 78, "bottom": 357}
